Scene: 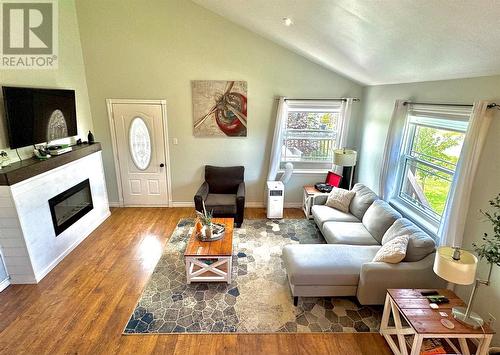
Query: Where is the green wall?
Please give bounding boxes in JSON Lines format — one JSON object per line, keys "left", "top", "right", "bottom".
{"left": 0, "top": 0, "right": 93, "bottom": 159}
{"left": 357, "top": 76, "right": 500, "bottom": 344}
{"left": 75, "top": 0, "right": 363, "bottom": 205}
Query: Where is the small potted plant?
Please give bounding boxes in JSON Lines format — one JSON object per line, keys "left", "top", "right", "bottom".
{"left": 196, "top": 201, "right": 213, "bottom": 240}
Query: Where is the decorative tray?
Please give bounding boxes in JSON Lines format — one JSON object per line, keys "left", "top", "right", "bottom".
{"left": 196, "top": 223, "right": 225, "bottom": 242}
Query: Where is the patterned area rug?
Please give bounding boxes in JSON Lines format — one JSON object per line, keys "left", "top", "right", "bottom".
{"left": 124, "top": 219, "right": 382, "bottom": 334}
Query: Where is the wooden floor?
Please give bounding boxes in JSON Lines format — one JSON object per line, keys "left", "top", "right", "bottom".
{"left": 0, "top": 208, "right": 392, "bottom": 355}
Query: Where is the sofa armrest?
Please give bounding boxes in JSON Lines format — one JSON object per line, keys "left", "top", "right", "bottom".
{"left": 357, "top": 253, "right": 445, "bottom": 304}
{"left": 194, "top": 182, "right": 209, "bottom": 212}
{"left": 312, "top": 194, "right": 328, "bottom": 206}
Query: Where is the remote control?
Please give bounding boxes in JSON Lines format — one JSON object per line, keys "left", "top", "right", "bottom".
{"left": 421, "top": 290, "right": 439, "bottom": 296}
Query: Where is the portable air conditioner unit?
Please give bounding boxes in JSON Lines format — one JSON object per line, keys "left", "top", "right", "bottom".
{"left": 266, "top": 181, "right": 284, "bottom": 219}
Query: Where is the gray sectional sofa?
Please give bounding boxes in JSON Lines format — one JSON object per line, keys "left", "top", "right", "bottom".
{"left": 282, "top": 183, "right": 444, "bottom": 305}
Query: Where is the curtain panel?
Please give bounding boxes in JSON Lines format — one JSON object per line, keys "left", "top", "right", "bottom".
{"left": 438, "top": 101, "right": 493, "bottom": 247}
{"left": 379, "top": 99, "right": 409, "bottom": 200}
{"left": 267, "top": 97, "right": 288, "bottom": 181}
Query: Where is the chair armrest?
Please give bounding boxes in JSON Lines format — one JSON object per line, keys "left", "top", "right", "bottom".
{"left": 194, "top": 182, "right": 209, "bottom": 212}
{"left": 236, "top": 182, "right": 245, "bottom": 200}
{"left": 312, "top": 194, "right": 328, "bottom": 206}
{"left": 235, "top": 182, "right": 245, "bottom": 226}
{"left": 357, "top": 253, "right": 445, "bottom": 304}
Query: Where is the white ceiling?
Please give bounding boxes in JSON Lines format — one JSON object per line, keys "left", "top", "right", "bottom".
{"left": 193, "top": 0, "right": 500, "bottom": 85}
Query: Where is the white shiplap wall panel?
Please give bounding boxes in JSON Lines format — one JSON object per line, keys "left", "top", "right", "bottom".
{"left": 0, "top": 151, "right": 110, "bottom": 285}
{"left": 0, "top": 186, "right": 34, "bottom": 284}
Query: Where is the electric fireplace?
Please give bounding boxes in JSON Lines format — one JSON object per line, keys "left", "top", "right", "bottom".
{"left": 48, "top": 179, "right": 93, "bottom": 236}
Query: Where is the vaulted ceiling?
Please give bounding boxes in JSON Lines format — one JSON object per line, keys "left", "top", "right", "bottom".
{"left": 193, "top": 0, "right": 500, "bottom": 85}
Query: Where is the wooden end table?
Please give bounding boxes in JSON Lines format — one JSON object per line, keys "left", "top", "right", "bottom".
{"left": 302, "top": 185, "right": 329, "bottom": 219}
{"left": 380, "top": 289, "right": 495, "bottom": 355}
{"left": 184, "top": 218, "right": 233, "bottom": 284}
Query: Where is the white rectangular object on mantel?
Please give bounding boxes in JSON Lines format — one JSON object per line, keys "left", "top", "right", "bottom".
{"left": 0, "top": 151, "right": 110, "bottom": 285}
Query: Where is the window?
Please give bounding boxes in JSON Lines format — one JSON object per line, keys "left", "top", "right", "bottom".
{"left": 394, "top": 105, "right": 470, "bottom": 231}
{"left": 280, "top": 101, "right": 345, "bottom": 172}
{"left": 129, "top": 116, "right": 152, "bottom": 170}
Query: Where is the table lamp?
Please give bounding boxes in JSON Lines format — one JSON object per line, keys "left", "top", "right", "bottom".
{"left": 433, "top": 246, "right": 485, "bottom": 329}
{"left": 333, "top": 148, "right": 357, "bottom": 190}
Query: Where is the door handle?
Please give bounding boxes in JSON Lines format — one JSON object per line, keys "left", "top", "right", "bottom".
{"left": 160, "top": 163, "right": 165, "bottom": 168}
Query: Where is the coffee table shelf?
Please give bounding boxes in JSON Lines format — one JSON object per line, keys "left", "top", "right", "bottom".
{"left": 184, "top": 218, "right": 233, "bottom": 284}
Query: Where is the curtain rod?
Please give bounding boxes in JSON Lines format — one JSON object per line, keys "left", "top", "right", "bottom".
{"left": 275, "top": 97, "right": 360, "bottom": 102}
{"left": 404, "top": 101, "right": 500, "bottom": 110}
{"left": 403, "top": 101, "right": 473, "bottom": 107}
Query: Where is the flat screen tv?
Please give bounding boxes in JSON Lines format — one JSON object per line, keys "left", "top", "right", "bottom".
{"left": 2, "top": 86, "right": 77, "bottom": 149}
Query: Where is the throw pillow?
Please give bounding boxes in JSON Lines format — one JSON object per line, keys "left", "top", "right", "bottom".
{"left": 372, "top": 235, "right": 410, "bottom": 263}
{"left": 325, "top": 187, "right": 355, "bottom": 213}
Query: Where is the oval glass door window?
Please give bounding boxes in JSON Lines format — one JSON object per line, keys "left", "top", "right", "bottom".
{"left": 129, "top": 117, "right": 152, "bottom": 170}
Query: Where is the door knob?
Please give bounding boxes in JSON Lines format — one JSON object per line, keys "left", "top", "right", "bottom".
{"left": 160, "top": 163, "right": 165, "bottom": 168}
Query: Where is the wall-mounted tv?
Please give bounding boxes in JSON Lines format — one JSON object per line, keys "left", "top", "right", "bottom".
{"left": 2, "top": 86, "right": 77, "bottom": 149}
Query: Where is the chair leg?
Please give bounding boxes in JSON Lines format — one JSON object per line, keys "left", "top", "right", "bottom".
{"left": 293, "top": 296, "right": 298, "bottom": 306}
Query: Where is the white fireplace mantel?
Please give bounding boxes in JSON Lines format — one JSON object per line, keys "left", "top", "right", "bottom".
{"left": 0, "top": 148, "right": 110, "bottom": 285}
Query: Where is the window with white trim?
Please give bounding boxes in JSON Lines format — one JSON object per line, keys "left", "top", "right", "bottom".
{"left": 280, "top": 100, "right": 345, "bottom": 172}
{"left": 394, "top": 105, "right": 470, "bottom": 231}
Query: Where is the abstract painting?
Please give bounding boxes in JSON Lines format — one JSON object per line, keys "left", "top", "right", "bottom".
{"left": 192, "top": 80, "right": 247, "bottom": 137}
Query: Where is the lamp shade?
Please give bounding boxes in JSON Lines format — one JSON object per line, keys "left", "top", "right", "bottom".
{"left": 433, "top": 246, "right": 477, "bottom": 285}
{"left": 333, "top": 149, "right": 357, "bottom": 167}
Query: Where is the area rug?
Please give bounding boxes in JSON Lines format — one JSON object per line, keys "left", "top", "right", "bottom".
{"left": 124, "top": 219, "right": 382, "bottom": 334}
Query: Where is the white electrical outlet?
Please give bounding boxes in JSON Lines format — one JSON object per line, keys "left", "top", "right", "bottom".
{"left": 488, "top": 313, "right": 496, "bottom": 328}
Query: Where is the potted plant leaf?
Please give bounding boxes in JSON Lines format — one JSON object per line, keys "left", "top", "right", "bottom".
{"left": 473, "top": 193, "right": 500, "bottom": 278}
{"left": 465, "top": 192, "right": 500, "bottom": 327}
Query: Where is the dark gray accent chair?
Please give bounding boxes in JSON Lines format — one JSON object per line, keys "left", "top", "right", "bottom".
{"left": 194, "top": 165, "right": 245, "bottom": 227}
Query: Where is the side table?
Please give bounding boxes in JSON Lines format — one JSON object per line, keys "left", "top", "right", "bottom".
{"left": 380, "top": 288, "right": 494, "bottom": 355}
{"left": 302, "top": 185, "right": 329, "bottom": 219}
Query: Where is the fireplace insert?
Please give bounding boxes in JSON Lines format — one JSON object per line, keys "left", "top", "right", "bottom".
{"left": 48, "top": 179, "right": 93, "bottom": 236}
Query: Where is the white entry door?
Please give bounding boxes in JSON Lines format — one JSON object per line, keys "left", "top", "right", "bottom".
{"left": 109, "top": 100, "right": 170, "bottom": 206}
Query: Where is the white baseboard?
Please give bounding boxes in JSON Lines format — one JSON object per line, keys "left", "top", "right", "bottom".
{"left": 171, "top": 201, "right": 301, "bottom": 208}
{"left": 10, "top": 274, "right": 37, "bottom": 284}
{"left": 34, "top": 210, "right": 112, "bottom": 282}
{"left": 244, "top": 202, "right": 265, "bottom": 208}
{"left": 171, "top": 201, "right": 194, "bottom": 207}
{"left": 0, "top": 278, "right": 10, "bottom": 292}
{"left": 108, "top": 201, "right": 123, "bottom": 207}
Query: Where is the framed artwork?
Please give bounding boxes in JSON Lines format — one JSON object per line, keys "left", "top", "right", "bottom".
{"left": 192, "top": 80, "right": 247, "bottom": 137}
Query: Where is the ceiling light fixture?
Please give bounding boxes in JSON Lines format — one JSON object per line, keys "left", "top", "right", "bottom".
{"left": 282, "top": 17, "right": 293, "bottom": 26}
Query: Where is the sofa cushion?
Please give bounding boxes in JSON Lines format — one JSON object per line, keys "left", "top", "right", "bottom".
{"left": 205, "top": 193, "right": 237, "bottom": 214}
{"left": 322, "top": 222, "right": 379, "bottom": 245}
{"left": 350, "top": 184, "right": 379, "bottom": 220}
{"left": 282, "top": 244, "right": 380, "bottom": 286}
{"left": 382, "top": 218, "right": 436, "bottom": 262}
{"left": 325, "top": 187, "right": 355, "bottom": 213}
{"left": 372, "top": 235, "right": 410, "bottom": 263}
{"left": 312, "top": 205, "right": 359, "bottom": 228}
{"left": 362, "top": 200, "right": 402, "bottom": 244}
